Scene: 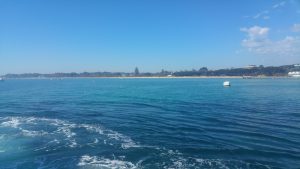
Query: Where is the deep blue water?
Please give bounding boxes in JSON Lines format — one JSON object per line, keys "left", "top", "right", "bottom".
{"left": 0, "top": 78, "right": 300, "bottom": 169}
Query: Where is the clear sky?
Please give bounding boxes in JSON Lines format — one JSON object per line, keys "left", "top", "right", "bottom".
{"left": 0, "top": 0, "right": 300, "bottom": 74}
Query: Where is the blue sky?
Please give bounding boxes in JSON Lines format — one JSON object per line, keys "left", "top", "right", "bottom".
{"left": 0, "top": 0, "right": 300, "bottom": 73}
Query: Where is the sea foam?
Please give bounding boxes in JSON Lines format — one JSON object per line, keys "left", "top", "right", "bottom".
{"left": 0, "top": 116, "right": 140, "bottom": 150}
{"left": 78, "top": 155, "right": 138, "bottom": 169}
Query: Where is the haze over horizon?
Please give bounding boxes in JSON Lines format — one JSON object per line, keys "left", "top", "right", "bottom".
{"left": 1, "top": 0, "right": 300, "bottom": 74}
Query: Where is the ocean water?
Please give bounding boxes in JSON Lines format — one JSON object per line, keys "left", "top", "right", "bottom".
{"left": 0, "top": 78, "right": 299, "bottom": 169}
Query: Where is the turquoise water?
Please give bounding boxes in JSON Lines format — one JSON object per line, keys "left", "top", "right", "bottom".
{"left": 0, "top": 78, "right": 299, "bottom": 169}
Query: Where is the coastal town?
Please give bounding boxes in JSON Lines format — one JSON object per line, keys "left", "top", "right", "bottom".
{"left": 1, "top": 64, "right": 300, "bottom": 79}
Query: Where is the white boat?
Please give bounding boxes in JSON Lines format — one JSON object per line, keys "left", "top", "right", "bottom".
{"left": 0, "top": 78, "right": 3, "bottom": 81}
{"left": 223, "top": 81, "right": 230, "bottom": 87}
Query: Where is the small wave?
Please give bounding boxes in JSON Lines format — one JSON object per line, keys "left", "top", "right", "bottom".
{"left": 149, "top": 148, "right": 274, "bottom": 169}
{"left": 160, "top": 157, "right": 273, "bottom": 169}
{"left": 78, "top": 155, "right": 138, "bottom": 169}
{"left": 1, "top": 117, "right": 21, "bottom": 128}
{"left": 76, "top": 153, "right": 273, "bottom": 169}
{"left": 0, "top": 116, "right": 140, "bottom": 150}
{"left": 21, "top": 129, "right": 48, "bottom": 137}
{"left": 80, "top": 124, "right": 140, "bottom": 149}
{"left": 0, "top": 117, "right": 276, "bottom": 169}
{"left": 170, "top": 158, "right": 272, "bottom": 169}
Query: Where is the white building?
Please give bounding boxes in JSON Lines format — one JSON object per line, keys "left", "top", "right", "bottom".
{"left": 288, "top": 71, "right": 300, "bottom": 77}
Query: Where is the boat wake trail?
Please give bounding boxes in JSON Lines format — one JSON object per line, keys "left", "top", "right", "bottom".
{"left": 0, "top": 116, "right": 274, "bottom": 169}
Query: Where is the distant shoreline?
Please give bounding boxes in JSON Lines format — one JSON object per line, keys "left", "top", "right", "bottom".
{"left": 3, "top": 76, "right": 295, "bottom": 79}
{"left": 90, "top": 76, "right": 284, "bottom": 79}
{"left": 2, "top": 64, "right": 298, "bottom": 79}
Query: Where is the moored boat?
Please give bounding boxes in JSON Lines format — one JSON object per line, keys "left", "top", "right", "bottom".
{"left": 223, "top": 81, "right": 230, "bottom": 87}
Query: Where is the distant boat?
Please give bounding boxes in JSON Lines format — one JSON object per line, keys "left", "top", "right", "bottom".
{"left": 0, "top": 77, "right": 4, "bottom": 81}
{"left": 223, "top": 81, "right": 230, "bottom": 87}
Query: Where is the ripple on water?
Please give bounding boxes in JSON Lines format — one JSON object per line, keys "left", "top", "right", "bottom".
{"left": 0, "top": 116, "right": 283, "bottom": 169}
{"left": 0, "top": 116, "right": 140, "bottom": 152}
{"left": 78, "top": 155, "right": 138, "bottom": 169}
